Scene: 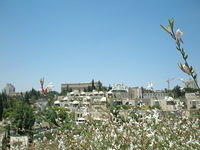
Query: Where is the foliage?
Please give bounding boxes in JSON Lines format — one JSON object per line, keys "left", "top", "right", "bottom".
{"left": 0, "top": 92, "right": 19, "bottom": 120}
{"left": 0, "top": 93, "right": 3, "bottom": 121}
{"left": 22, "top": 88, "right": 42, "bottom": 104}
{"left": 61, "top": 85, "right": 72, "bottom": 95}
{"left": 108, "top": 84, "right": 112, "bottom": 91}
{"left": 150, "top": 105, "right": 161, "bottom": 110}
{"left": 171, "top": 85, "right": 185, "bottom": 98}
{"left": 42, "top": 107, "right": 58, "bottom": 127}
{"left": 101, "top": 86, "right": 108, "bottom": 92}
{"left": 38, "top": 106, "right": 74, "bottom": 129}
{"left": 46, "top": 91, "right": 58, "bottom": 100}
{"left": 2, "top": 133, "right": 10, "bottom": 150}
{"left": 184, "top": 87, "right": 200, "bottom": 93}
{"left": 97, "top": 80, "right": 102, "bottom": 91}
{"left": 91, "top": 79, "right": 95, "bottom": 91}
{"left": 10, "top": 101, "right": 35, "bottom": 135}
{"left": 87, "top": 86, "right": 93, "bottom": 92}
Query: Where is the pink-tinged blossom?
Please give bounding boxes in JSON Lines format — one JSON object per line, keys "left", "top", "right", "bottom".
{"left": 176, "top": 29, "right": 183, "bottom": 37}
{"left": 39, "top": 78, "right": 54, "bottom": 95}
{"left": 175, "top": 29, "right": 183, "bottom": 42}
{"left": 178, "top": 63, "right": 191, "bottom": 75}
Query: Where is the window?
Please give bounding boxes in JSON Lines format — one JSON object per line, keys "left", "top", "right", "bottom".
{"left": 77, "top": 114, "right": 82, "bottom": 117}
{"left": 191, "top": 101, "right": 197, "bottom": 106}
{"left": 166, "top": 101, "right": 175, "bottom": 105}
{"left": 155, "top": 101, "right": 160, "bottom": 106}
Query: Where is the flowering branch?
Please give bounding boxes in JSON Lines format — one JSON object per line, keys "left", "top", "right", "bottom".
{"left": 160, "top": 19, "right": 199, "bottom": 89}
{"left": 40, "top": 77, "right": 47, "bottom": 96}
{"left": 40, "top": 77, "right": 54, "bottom": 96}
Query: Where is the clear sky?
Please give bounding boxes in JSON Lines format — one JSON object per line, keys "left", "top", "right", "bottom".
{"left": 0, "top": 0, "right": 200, "bottom": 92}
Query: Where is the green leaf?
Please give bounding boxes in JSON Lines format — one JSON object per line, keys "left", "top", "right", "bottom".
{"left": 177, "top": 62, "right": 183, "bottom": 69}
{"left": 160, "top": 25, "right": 171, "bottom": 34}
{"left": 168, "top": 19, "right": 174, "bottom": 30}
{"left": 184, "top": 54, "right": 188, "bottom": 59}
{"left": 178, "top": 38, "right": 183, "bottom": 43}
{"left": 194, "top": 74, "right": 197, "bottom": 79}
{"left": 190, "top": 66, "right": 193, "bottom": 72}
{"left": 181, "top": 50, "right": 185, "bottom": 57}
{"left": 176, "top": 46, "right": 181, "bottom": 51}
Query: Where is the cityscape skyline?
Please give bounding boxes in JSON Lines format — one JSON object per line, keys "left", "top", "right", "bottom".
{"left": 0, "top": 0, "right": 200, "bottom": 92}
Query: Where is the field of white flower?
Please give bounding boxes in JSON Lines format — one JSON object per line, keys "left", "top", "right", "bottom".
{"left": 29, "top": 107, "right": 200, "bottom": 150}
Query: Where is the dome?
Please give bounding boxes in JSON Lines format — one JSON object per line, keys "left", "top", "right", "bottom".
{"left": 86, "top": 96, "right": 91, "bottom": 99}
{"left": 100, "top": 97, "right": 107, "bottom": 102}
{"left": 99, "top": 91, "right": 104, "bottom": 95}
{"left": 72, "top": 100, "right": 79, "bottom": 104}
{"left": 54, "top": 100, "right": 60, "bottom": 104}
{"left": 63, "top": 96, "right": 69, "bottom": 100}
{"left": 93, "top": 91, "right": 98, "bottom": 95}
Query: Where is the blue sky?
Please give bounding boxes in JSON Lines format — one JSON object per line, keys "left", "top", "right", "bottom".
{"left": 0, "top": 0, "right": 200, "bottom": 92}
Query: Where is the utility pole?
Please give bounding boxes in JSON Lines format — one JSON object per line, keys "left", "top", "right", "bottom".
{"left": 166, "top": 78, "right": 176, "bottom": 90}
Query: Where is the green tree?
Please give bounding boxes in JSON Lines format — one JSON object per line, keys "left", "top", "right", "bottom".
{"left": 61, "top": 88, "right": 67, "bottom": 95}
{"left": 0, "top": 93, "right": 3, "bottom": 121}
{"left": 83, "top": 88, "right": 87, "bottom": 92}
{"left": 87, "top": 86, "right": 93, "bottom": 92}
{"left": 29, "top": 88, "right": 41, "bottom": 100}
{"left": 97, "top": 81, "right": 102, "bottom": 91}
{"left": 1, "top": 93, "right": 9, "bottom": 109}
{"left": 91, "top": 79, "right": 95, "bottom": 90}
{"left": 23, "top": 92, "right": 31, "bottom": 104}
{"left": 43, "top": 107, "right": 59, "bottom": 127}
{"left": 184, "top": 87, "right": 200, "bottom": 93}
{"left": 108, "top": 84, "right": 112, "bottom": 91}
{"left": 101, "top": 86, "right": 108, "bottom": 92}
{"left": 0, "top": 92, "right": 17, "bottom": 120}
{"left": 40, "top": 106, "right": 74, "bottom": 129}
{"left": 172, "top": 85, "right": 185, "bottom": 98}
{"left": 11, "top": 102, "right": 35, "bottom": 135}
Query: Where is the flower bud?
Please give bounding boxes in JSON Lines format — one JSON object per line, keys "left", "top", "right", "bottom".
{"left": 178, "top": 63, "right": 190, "bottom": 75}
{"left": 175, "top": 29, "right": 183, "bottom": 42}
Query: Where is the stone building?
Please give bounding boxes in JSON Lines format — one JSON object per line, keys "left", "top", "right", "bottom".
{"left": 3, "top": 83, "right": 15, "bottom": 95}
{"left": 185, "top": 93, "right": 200, "bottom": 109}
{"left": 61, "top": 81, "right": 101, "bottom": 92}
{"left": 128, "top": 87, "right": 143, "bottom": 99}
{"left": 142, "top": 90, "right": 167, "bottom": 99}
